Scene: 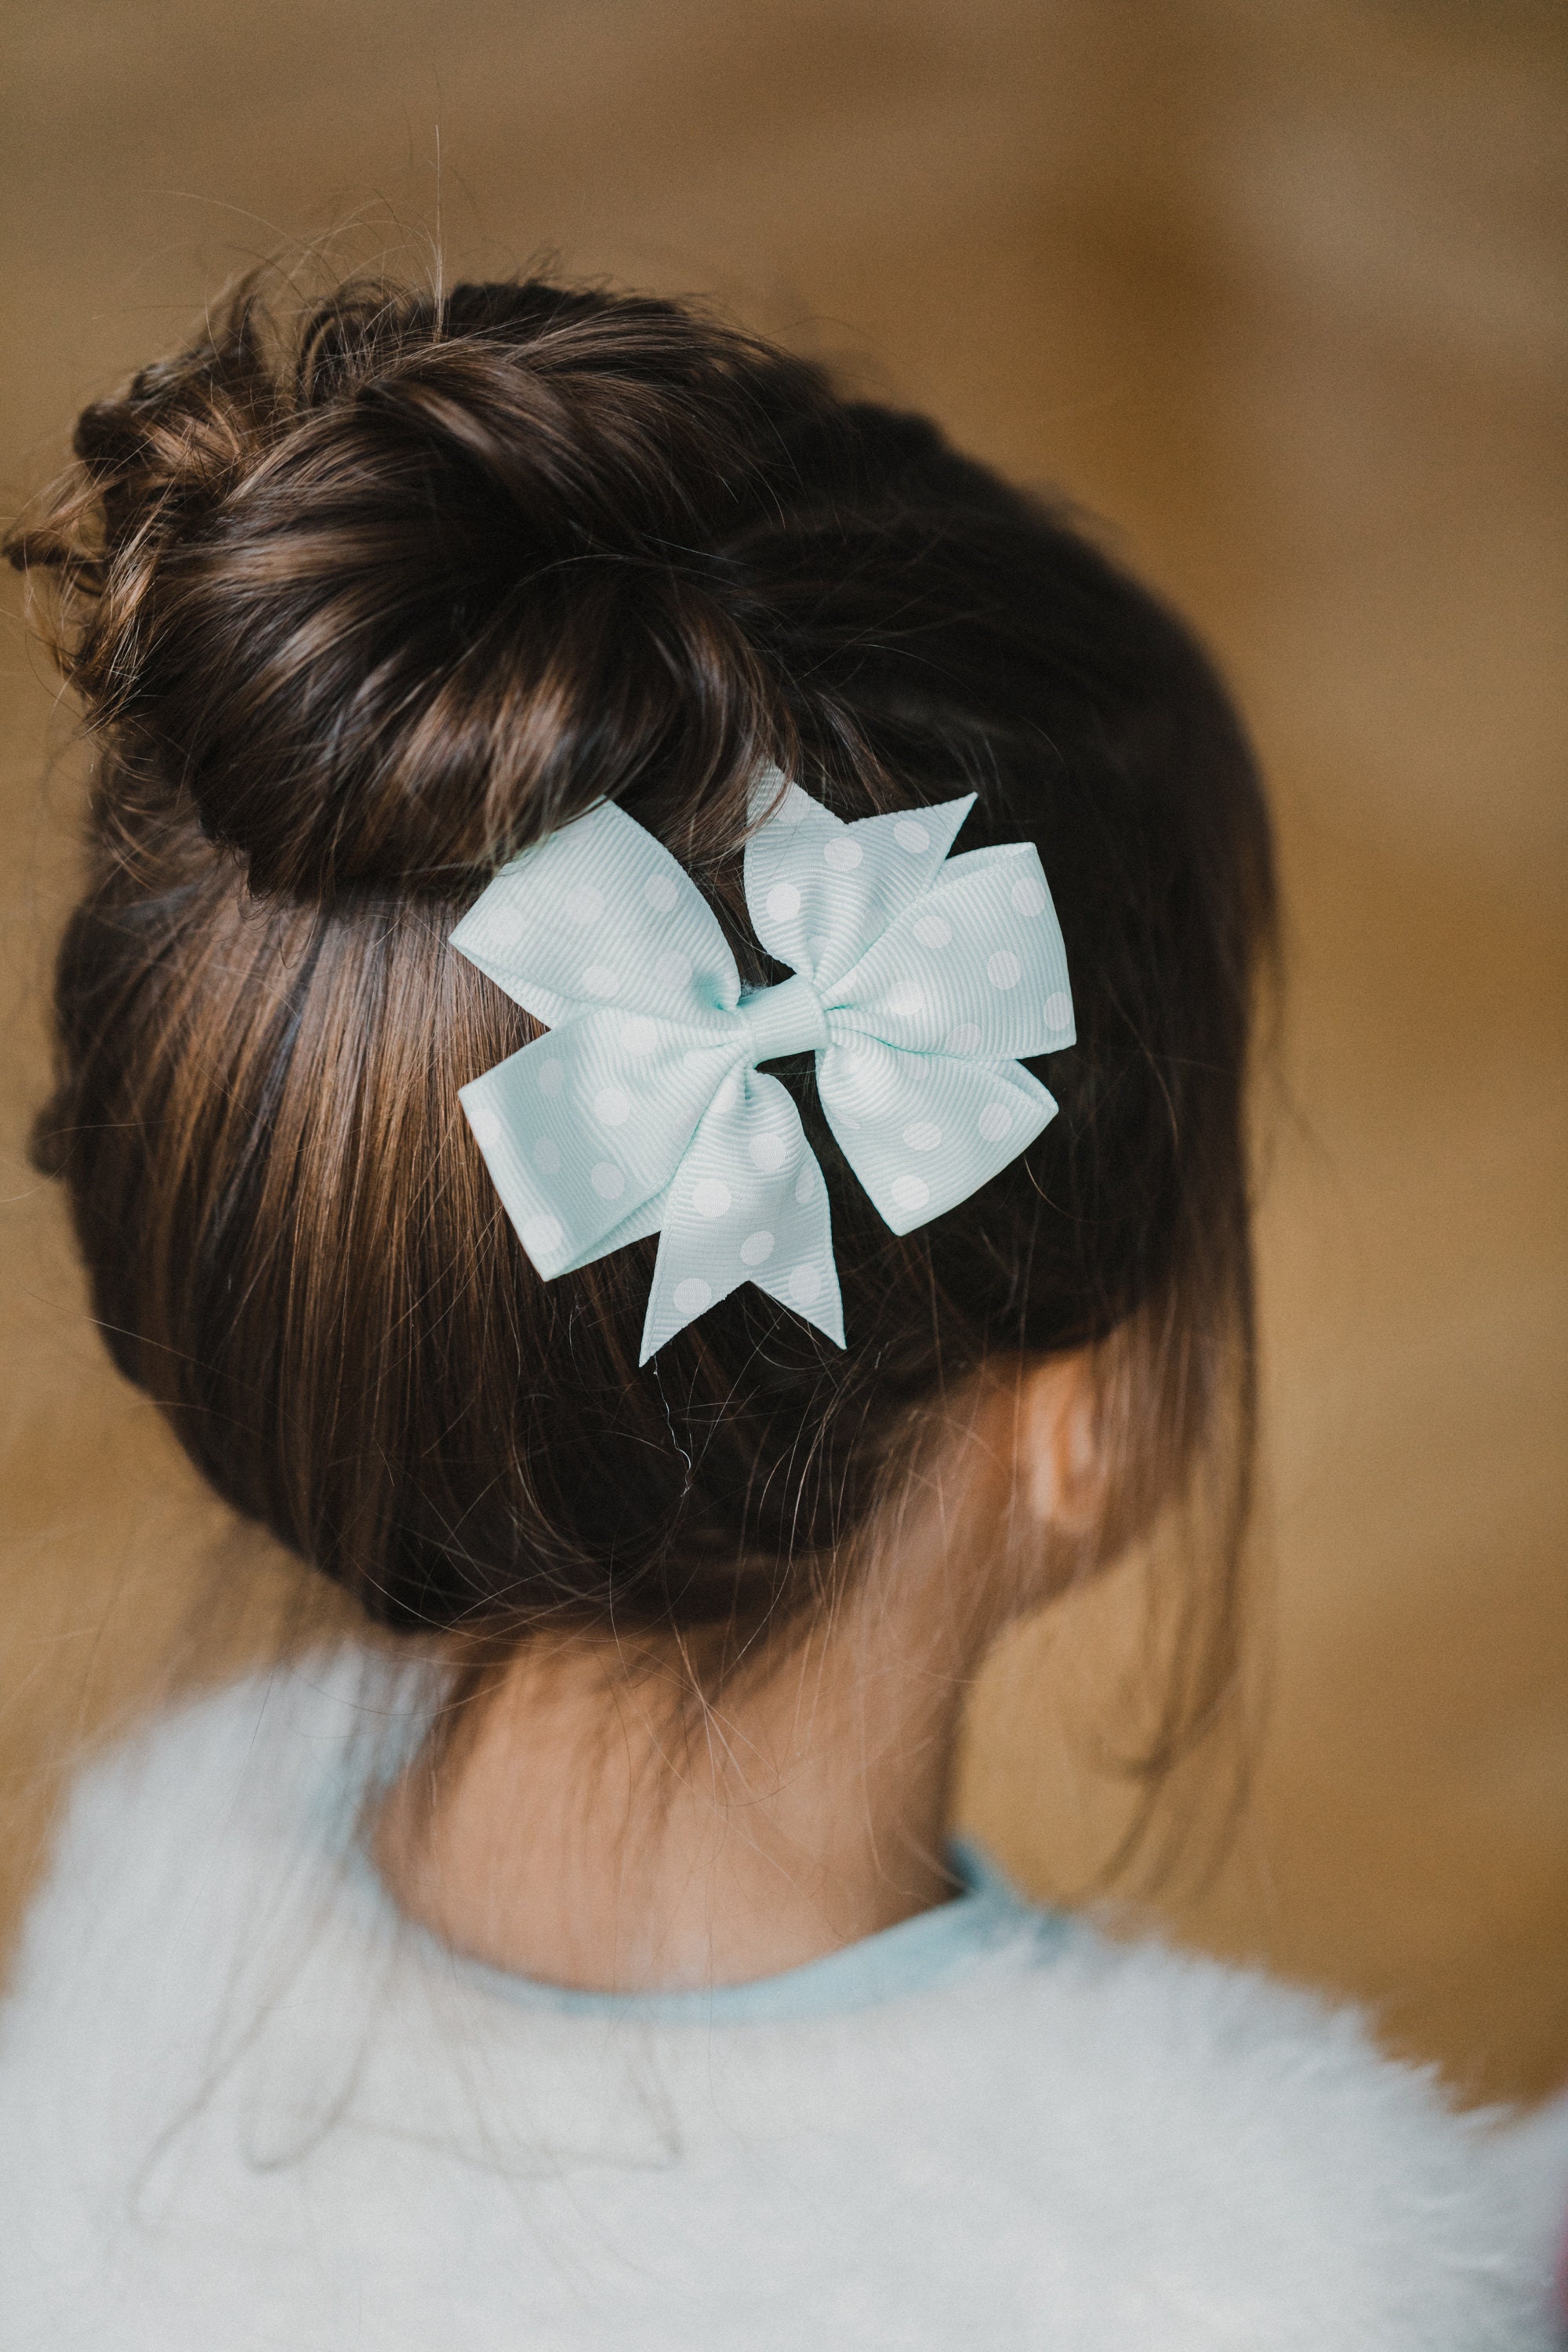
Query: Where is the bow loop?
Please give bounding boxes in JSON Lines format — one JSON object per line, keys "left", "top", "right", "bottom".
{"left": 822, "top": 843, "right": 1075, "bottom": 1066}
{"left": 452, "top": 775, "right": 1073, "bottom": 1361}
{"left": 452, "top": 799, "right": 741, "bottom": 1032}
{"left": 814, "top": 1039, "right": 1058, "bottom": 1237}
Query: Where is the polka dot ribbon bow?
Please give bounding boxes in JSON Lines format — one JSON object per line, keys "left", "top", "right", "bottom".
{"left": 451, "top": 768, "right": 1075, "bottom": 1363}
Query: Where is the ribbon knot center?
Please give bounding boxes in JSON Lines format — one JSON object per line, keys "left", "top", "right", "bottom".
{"left": 736, "top": 971, "right": 829, "bottom": 1064}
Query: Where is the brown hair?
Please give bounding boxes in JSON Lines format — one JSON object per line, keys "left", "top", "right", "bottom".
{"left": 9, "top": 276, "right": 1274, "bottom": 1759}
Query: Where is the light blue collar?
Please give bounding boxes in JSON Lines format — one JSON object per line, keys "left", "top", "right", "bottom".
{"left": 364, "top": 1835, "right": 1056, "bottom": 2027}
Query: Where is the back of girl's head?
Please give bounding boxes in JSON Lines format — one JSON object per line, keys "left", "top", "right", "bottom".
{"left": 9, "top": 273, "right": 1274, "bottom": 1704}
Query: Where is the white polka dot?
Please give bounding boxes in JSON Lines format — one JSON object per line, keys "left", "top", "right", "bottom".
{"left": 777, "top": 786, "right": 811, "bottom": 826}
{"left": 642, "top": 873, "right": 679, "bottom": 913}
{"left": 1011, "top": 873, "right": 1048, "bottom": 918}
{"left": 891, "top": 1174, "right": 931, "bottom": 1214}
{"left": 712, "top": 1073, "right": 740, "bottom": 1115}
{"left": 1044, "top": 990, "right": 1073, "bottom": 1032}
{"left": 465, "top": 1102, "right": 503, "bottom": 1150}
{"left": 913, "top": 914, "right": 952, "bottom": 949}
{"left": 987, "top": 950, "right": 1022, "bottom": 991}
{"left": 590, "top": 1160, "right": 626, "bottom": 1199}
{"left": 794, "top": 1166, "right": 815, "bottom": 1204}
{"left": 489, "top": 906, "right": 528, "bottom": 949}
{"left": 765, "top": 881, "right": 801, "bottom": 924}
{"left": 902, "top": 1121, "right": 942, "bottom": 1152}
{"left": 653, "top": 949, "right": 692, "bottom": 993}
{"left": 537, "top": 1058, "right": 564, "bottom": 1096}
{"left": 895, "top": 818, "right": 930, "bottom": 854}
{"left": 945, "top": 1023, "right": 982, "bottom": 1055}
{"left": 673, "top": 1276, "right": 712, "bottom": 1316}
{"left": 748, "top": 1132, "right": 788, "bottom": 1174}
{"left": 582, "top": 964, "right": 619, "bottom": 998}
{"left": 593, "top": 1085, "right": 631, "bottom": 1127}
{"left": 807, "top": 933, "right": 830, "bottom": 961}
{"left": 692, "top": 1177, "right": 731, "bottom": 1218}
{"left": 978, "top": 1102, "right": 1014, "bottom": 1143}
{"left": 739, "top": 1229, "right": 775, "bottom": 1266}
{"left": 787, "top": 1263, "right": 822, "bottom": 1306}
{"left": 565, "top": 884, "right": 604, "bottom": 924}
{"left": 533, "top": 1138, "right": 562, "bottom": 1174}
{"left": 521, "top": 1214, "right": 564, "bottom": 1260}
{"left": 619, "top": 1014, "right": 659, "bottom": 1056}
{"left": 823, "top": 836, "right": 863, "bottom": 873}
{"left": 884, "top": 979, "right": 927, "bottom": 1018}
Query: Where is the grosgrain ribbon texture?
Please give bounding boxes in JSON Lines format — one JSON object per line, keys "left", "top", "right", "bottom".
{"left": 451, "top": 768, "right": 1075, "bottom": 1363}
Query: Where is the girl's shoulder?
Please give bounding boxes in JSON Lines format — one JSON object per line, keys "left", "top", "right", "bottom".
{"left": 975, "top": 1898, "right": 1568, "bottom": 2337}
{"left": 0, "top": 1648, "right": 424, "bottom": 2074}
{"left": 797, "top": 1824, "right": 1565, "bottom": 2347}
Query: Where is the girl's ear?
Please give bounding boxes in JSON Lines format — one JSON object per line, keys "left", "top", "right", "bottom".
{"left": 1018, "top": 1351, "right": 1105, "bottom": 1539}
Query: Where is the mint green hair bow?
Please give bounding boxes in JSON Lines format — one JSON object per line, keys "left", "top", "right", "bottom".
{"left": 451, "top": 768, "right": 1074, "bottom": 1363}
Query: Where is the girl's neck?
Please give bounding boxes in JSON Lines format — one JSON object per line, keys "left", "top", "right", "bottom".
{"left": 376, "top": 1617, "right": 966, "bottom": 1991}
{"left": 374, "top": 1400, "right": 1021, "bottom": 1993}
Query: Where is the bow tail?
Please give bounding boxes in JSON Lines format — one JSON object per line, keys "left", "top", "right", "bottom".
{"left": 742, "top": 1142, "right": 844, "bottom": 1351}
{"left": 638, "top": 1072, "right": 844, "bottom": 1363}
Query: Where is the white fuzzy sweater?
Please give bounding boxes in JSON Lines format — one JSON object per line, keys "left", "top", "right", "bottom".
{"left": 2, "top": 1652, "right": 1564, "bottom": 2350}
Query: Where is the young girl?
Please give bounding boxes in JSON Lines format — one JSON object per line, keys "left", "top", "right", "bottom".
{"left": 2, "top": 274, "right": 1563, "bottom": 2348}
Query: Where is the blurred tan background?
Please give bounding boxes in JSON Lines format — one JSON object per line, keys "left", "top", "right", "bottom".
{"left": 2, "top": 0, "right": 1563, "bottom": 2104}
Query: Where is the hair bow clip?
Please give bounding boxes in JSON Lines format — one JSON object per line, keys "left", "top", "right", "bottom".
{"left": 451, "top": 769, "right": 1074, "bottom": 1362}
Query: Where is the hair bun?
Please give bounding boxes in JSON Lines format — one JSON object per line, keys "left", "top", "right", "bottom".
{"left": 18, "top": 281, "right": 838, "bottom": 899}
